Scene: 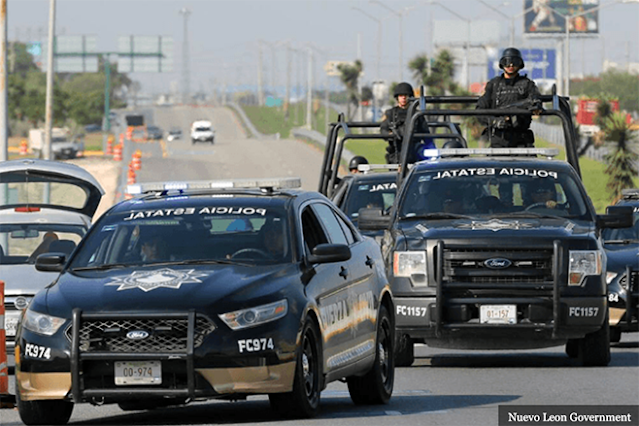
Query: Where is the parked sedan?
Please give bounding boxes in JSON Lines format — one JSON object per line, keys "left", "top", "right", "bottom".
{"left": 0, "top": 159, "right": 104, "bottom": 353}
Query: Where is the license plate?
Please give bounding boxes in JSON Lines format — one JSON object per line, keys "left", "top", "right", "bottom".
{"left": 480, "top": 305, "right": 517, "bottom": 324}
{"left": 114, "top": 361, "right": 162, "bottom": 385}
{"left": 5, "top": 311, "right": 21, "bottom": 336}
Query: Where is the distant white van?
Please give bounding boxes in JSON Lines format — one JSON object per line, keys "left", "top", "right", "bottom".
{"left": 190, "top": 120, "right": 215, "bottom": 144}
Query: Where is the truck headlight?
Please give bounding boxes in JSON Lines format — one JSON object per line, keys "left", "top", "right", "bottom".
{"left": 219, "top": 299, "right": 288, "bottom": 330}
{"left": 393, "top": 251, "right": 427, "bottom": 278}
{"left": 568, "top": 250, "right": 603, "bottom": 286}
{"left": 23, "top": 308, "right": 67, "bottom": 336}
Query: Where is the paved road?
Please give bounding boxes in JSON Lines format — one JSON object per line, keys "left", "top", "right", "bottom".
{"left": 124, "top": 106, "right": 324, "bottom": 193}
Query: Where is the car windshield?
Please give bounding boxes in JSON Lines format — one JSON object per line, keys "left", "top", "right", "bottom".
{"left": 195, "top": 127, "right": 211, "bottom": 132}
{"left": 345, "top": 179, "right": 397, "bottom": 220}
{"left": 69, "top": 203, "right": 292, "bottom": 268}
{"left": 0, "top": 224, "right": 86, "bottom": 265}
{"left": 399, "top": 166, "right": 590, "bottom": 220}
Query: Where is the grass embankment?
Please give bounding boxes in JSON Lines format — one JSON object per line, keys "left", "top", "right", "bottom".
{"left": 239, "top": 105, "right": 636, "bottom": 213}
{"left": 241, "top": 102, "right": 339, "bottom": 138}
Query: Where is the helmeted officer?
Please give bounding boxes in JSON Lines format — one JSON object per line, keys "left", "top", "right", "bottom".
{"left": 380, "top": 82, "right": 414, "bottom": 163}
{"left": 348, "top": 156, "right": 369, "bottom": 174}
{"left": 380, "top": 82, "right": 435, "bottom": 164}
{"left": 476, "top": 48, "right": 542, "bottom": 148}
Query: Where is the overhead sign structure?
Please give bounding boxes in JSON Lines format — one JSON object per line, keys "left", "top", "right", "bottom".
{"left": 524, "top": 0, "right": 600, "bottom": 35}
{"left": 40, "top": 35, "right": 99, "bottom": 72}
{"left": 118, "top": 36, "right": 173, "bottom": 73}
{"left": 488, "top": 48, "right": 557, "bottom": 81}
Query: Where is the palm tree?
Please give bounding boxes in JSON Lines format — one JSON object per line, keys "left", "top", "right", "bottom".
{"left": 337, "top": 60, "right": 363, "bottom": 120}
{"left": 601, "top": 112, "right": 638, "bottom": 202}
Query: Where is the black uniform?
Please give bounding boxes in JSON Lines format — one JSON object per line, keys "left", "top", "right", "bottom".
{"left": 380, "top": 106, "right": 433, "bottom": 163}
{"left": 476, "top": 74, "right": 541, "bottom": 148}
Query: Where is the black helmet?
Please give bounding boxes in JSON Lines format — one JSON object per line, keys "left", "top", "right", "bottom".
{"left": 349, "top": 156, "right": 369, "bottom": 171}
{"left": 499, "top": 47, "right": 524, "bottom": 70}
{"left": 443, "top": 140, "right": 465, "bottom": 149}
{"left": 393, "top": 82, "right": 414, "bottom": 98}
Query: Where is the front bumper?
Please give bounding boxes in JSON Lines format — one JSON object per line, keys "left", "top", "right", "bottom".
{"left": 16, "top": 310, "right": 298, "bottom": 403}
{"left": 609, "top": 267, "right": 639, "bottom": 332}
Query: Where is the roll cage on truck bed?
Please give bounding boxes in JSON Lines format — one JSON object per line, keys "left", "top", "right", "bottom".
{"left": 319, "top": 86, "right": 634, "bottom": 367}
{"left": 319, "top": 85, "right": 581, "bottom": 196}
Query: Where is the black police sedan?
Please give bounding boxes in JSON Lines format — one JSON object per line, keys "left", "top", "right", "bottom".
{"left": 603, "top": 188, "right": 639, "bottom": 342}
{"left": 14, "top": 177, "right": 394, "bottom": 425}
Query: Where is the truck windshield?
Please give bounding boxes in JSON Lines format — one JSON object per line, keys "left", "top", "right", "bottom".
{"left": 399, "top": 167, "right": 590, "bottom": 220}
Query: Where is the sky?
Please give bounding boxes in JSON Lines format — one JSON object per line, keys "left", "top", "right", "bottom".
{"left": 7, "top": 0, "right": 639, "bottom": 96}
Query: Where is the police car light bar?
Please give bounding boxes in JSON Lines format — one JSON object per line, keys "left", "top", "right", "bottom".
{"left": 126, "top": 177, "right": 302, "bottom": 195}
{"left": 358, "top": 164, "right": 400, "bottom": 173}
{"left": 621, "top": 188, "right": 639, "bottom": 199}
{"left": 420, "top": 148, "right": 559, "bottom": 159}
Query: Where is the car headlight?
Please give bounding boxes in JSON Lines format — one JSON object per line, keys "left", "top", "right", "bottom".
{"left": 219, "top": 299, "right": 288, "bottom": 330}
{"left": 393, "top": 251, "right": 427, "bottom": 277}
{"left": 606, "top": 272, "right": 618, "bottom": 285}
{"left": 568, "top": 250, "right": 603, "bottom": 286}
{"left": 22, "top": 308, "right": 67, "bottom": 336}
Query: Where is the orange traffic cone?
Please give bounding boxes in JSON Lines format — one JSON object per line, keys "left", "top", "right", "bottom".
{"left": 127, "top": 163, "right": 136, "bottom": 184}
{"left": 106, "top": 135, "right": 114, "bottom": 155}
{"left": 19, "top": 139, "right": 28, "bottom": 156}
{"left": 113, "top": 144, "right": 123, "bottom": 161}
{"left": 0, "top": 281, "right": 16, "bottom": 409}
{"left": 132, "top": 150, "right": 142, "bottom": 171}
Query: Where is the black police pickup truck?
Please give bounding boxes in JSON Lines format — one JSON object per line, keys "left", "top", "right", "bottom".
{"left": 357, "top": 91, "right": 633, "bottom": 367}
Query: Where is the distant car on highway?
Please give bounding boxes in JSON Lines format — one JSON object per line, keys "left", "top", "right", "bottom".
{"left": 84, "top": 124, "right": 101, "bottom": 133}
{"left": 166, "top": 128, "right": 182, "bottom": 142}
{"left": 191, "top": 120, "right": 215, "bottom": 144}
{"left": 146, "top": 125, "right": 164, "bottom": 140}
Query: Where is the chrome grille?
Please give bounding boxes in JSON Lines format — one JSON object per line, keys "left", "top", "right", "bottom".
{"left": 66, "top": 316, "right": 216, "bottom": 353}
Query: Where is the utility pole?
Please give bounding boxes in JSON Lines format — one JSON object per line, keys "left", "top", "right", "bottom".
{"left": 179, "top": 7, "right": 191, "bottom": 104}
{"left": 285, "top": 41, "right": 291, "bottom": 121}
{"left": 306, "top": 46, "right": 313, "bottom": 129}
{"left": 0, "top": 0, "right": 8, "bottom": 169}
{"left": 43, "top": 0, "right": 56, "bottom": 161}
{"left": 257, "top": 40, "right": 264, "bottom": 106}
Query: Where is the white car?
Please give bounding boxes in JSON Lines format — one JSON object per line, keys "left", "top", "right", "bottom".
{"left": 0, "top": 159, "right": 104, "bottom": 352}
{"left": 191, "top": 120, "right": 215, "bottom": 144}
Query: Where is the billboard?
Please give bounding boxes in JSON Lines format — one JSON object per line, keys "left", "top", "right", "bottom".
{"left": 488, "top": 48, "right": 556, "bottom": 81}
{"left": 524, "top": 0, "right": 599, "bottom": 35}
{"left": 118, "top": 36, "right": 173, "bottom": 73}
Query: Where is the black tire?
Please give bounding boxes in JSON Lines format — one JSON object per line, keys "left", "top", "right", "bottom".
{"left": 578, "top": 312, "right": 611, "bottom": 367}
{"left": 269, "top": 319, "right": 322, "bottom": 418}
{"left": 347, "top": 305, "right": 394, "bottom": 405}
{"left": 565, "top": 339, "right": 579, "bottom": 358}
{"left": 17, "top": 388, "right": 73, "bottom": 425}
{"left": 609, "top": 326, "right": 622, "bottom": 343}
{"left": 395, "top": 334, "right": 414, "bottom": 367}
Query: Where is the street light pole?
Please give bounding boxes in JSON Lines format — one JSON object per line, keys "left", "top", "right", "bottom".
{"left": 371, "top": 1, "right": 418, "bottom": 81}
{"left": 426, "top": 0, "right": 470, "bottom": 90}
{"left": 352, "top": 7, "right": 382, "bottom": 121}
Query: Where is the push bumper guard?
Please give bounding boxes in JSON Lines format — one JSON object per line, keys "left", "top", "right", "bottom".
{"left": 70, "top": 309, "right": 197, "bottom": 402}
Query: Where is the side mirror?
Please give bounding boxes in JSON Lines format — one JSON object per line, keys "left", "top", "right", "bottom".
{"left": 597, "top": 205, "right": 633, "bottom": 229}
{"left": 35, "top": 253, "right": 66, "bottom": 272}
{"left": 307, "top": 243, "right": 351, "bottom": 264}
{"left": 358, "top": 207, "right": 391, "bottom": 231}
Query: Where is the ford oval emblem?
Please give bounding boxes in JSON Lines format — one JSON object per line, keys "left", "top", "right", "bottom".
{"left": 484, "top": 258, "right": 512, "bottom": 269}
{"left": 126, "top": 330, "right": 150, "bottom": 340}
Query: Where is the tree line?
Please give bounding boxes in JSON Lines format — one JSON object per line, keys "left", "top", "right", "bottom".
{"left": 8, "top": 42, "right": 133, "bottom": 136}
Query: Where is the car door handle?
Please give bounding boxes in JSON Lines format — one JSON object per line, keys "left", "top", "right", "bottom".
{"left": 339, "top": 266, "right": 348, "bottom": 279}
{"left": 365, "top": 256, "right": 375, "bottom": 268}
